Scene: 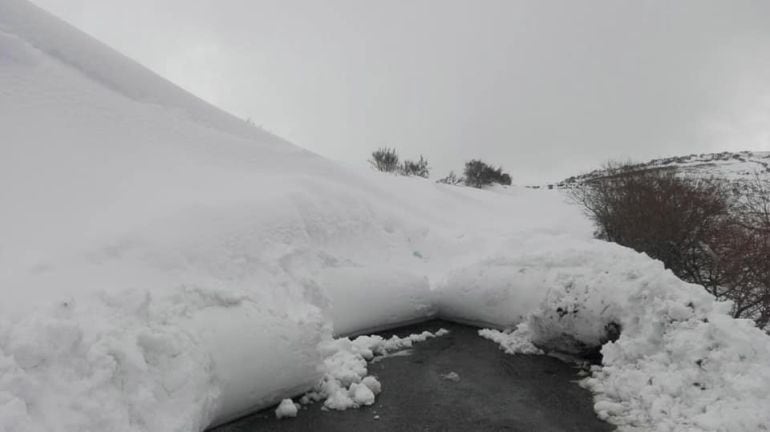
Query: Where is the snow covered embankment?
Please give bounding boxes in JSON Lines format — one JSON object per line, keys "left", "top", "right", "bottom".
{"left": 479, "top": 243, "right": 770, "bottom": 432}
{"left": 0, "top": 1, "right": 563, "bottom": 430}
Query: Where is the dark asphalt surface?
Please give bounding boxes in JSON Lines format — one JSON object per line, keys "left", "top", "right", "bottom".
{"left": 211, "top": 320, "right": 614, "bottom": 432}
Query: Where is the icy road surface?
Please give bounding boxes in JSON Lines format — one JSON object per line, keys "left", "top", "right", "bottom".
{"left": 211, "top": 320, "right": 613, "bottom": 432}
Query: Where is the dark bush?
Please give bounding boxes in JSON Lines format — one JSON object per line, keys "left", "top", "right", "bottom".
{"left": 369, "top": 148, "right": 400, "bottom": 173}
{"left": 401, "top": 155, "right": 430, "bottom": 178}
{"left": 725, "top": 174, "right": 770, "bottom": 326}
{"left": 463, "top": 160, "right": 512, "bottom": 188}
{"left": 369, "top": 149, "right": 430, "bottom": 178}
{"left": 570, "top": 162, "right": 770, "bottom": 328}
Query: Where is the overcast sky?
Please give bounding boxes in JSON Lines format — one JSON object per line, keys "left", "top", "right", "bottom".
{"left": 32, "top": 0, "right": 770, "bottom": 183}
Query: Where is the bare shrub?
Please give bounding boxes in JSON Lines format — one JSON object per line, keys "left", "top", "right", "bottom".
{"left": 733, "top": 173, "right": 770, "bottom": 234}
{"left": 369, "top": 148, "right": 400, "bottom": 173}
{"left": 369, "top": 149, "right": 430, "bottom": 178}
{"left": 401, "top": 155, "right": 430, "bottom": 178}
{"left": 570, "top": 162, "right": 770, "bottom": 328}
{"left": 463, "top": 160, "right": 512, "bottom": 188}
{"left": 723, "top": 174, "right": 770, "bottom": 327}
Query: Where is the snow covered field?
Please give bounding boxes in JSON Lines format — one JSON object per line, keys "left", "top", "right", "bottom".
{"left": 1, "top": 1, "right": 769, "bottom": 431}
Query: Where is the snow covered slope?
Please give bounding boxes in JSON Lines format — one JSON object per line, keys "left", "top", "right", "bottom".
{"left": 1, "top": 1, "right": 769, "bottom": 431}
{"left": 559, "top": 150, "right": 770, "bottom": 187}
{"left": 0, "top": 1, "right": 585, "bottom": 429}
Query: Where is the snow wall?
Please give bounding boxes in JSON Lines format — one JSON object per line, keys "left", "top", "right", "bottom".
{"left": 1, "top": 1, "right": 769, "bottom": 431}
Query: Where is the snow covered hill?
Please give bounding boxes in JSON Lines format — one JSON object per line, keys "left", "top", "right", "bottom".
{"left": 558, "top": 150, "right": 770, "bottom": 187}
{"left": 1, "top": 1, "right": 769, "bottom": 431}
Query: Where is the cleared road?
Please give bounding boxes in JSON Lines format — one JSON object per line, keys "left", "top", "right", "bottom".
{"left": 212, "top": 320, "right": 614, "bottom": 432}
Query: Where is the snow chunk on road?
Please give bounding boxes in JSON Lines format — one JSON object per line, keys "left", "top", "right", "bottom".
{"left": 306, "top": 329, "right": 448, "bottom": 411}
{"left": 361, "top": 376, "right": 382, "bottom": 395}
{"left": 479, "top": 324, "right": 544, "bottom": 355}
{"left": 274, "top": 399, "right": 299, "bottom": 419}
{"left": 349, "top": 382, "right": 375, "bottom": 406}
{"left": 441, "top": 371, "right": 460, "bottom": 382}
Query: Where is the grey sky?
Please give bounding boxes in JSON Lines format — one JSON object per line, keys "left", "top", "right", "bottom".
{"left": 31, "top": 0, "right": 770, "bottom": 183}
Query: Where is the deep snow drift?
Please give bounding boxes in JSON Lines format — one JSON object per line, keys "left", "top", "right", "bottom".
{"left": 1, "top": 1, "right": 769, "bottom": 431}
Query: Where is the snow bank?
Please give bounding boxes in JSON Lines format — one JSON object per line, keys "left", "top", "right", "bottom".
{"left": 2, "top": 1, "right": 769, "bottom": 431}
{"left": 479, "top": 242, "right": 770, "bottom": 431}
{"left": 0, "top": 2, "right": 586, "bottom": 430}
{"left": 319, "top": 267, "right": 435, "bottom": 336}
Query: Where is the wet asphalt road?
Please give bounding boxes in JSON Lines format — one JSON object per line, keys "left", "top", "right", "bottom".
{"left": 211, "top": 320, "right": 614, "bottom": 432}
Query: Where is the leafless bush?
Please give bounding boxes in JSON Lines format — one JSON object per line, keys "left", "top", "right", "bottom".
{"left": 570, "top": 162, "right": 770, "bottom": 328}
{"left": 733, "top": 173, "right": 770, "bottom": 234}
{"left": 401, "top": 155, "right": 430, "bottom": 178}
{"left": 369, "top": 149, "right": 430, "bottom": 178}
{"left": 722, "top": 174, "right": 770, "bottom": 326}
{"left": 463, "top": 160, "right": 512, "bottom": 188}
{"left": 369, "top": 148, "right": 400, "bottom": 173}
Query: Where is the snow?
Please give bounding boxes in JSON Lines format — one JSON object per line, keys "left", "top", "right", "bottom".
{"left": 307, "top": 329, "right": 447, "bottom": 411}
{"left": 320, "top": 267, "right": 435, "bottom": 336}
{"left": 560, "top": 150, "right": 770, "bottom": 188}
{"left": 1, "top": 1, "right": 769, "bottom": 432}
{"left": 479, "top": 325, "right": 543, "bottom": 355}
{"left": 479, "top": 243, "right": 770, "bottom": 431}
{"left": 274, "top": 399, "right": 298, "bottom": 419}
{"left": 361, "top": 376, "right": 382, "bottom": 395}
{"left": 348, "top": 383, "right": 376, "bottom": 406}
{"left": 646, "top": 151, "right": 770, "bottom": 181}
{"left": 441, "top": 371, "right": 460, "bottom": 382}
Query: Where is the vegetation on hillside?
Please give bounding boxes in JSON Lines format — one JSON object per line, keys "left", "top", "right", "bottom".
{"left": 570, "top": 162, "right": 770, "bottom": 328}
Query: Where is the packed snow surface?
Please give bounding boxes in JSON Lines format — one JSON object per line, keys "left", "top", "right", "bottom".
{"left": 1, "top": 1, "right": 769, "bottom": 431}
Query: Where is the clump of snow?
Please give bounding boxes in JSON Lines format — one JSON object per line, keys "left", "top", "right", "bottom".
{"left": 583, "top": 303, "right": 770, "bottom": 431}
{"left": 479, "top": 324, "right": 543, "bottom": 355}
{"left": 361, "top": 376, "right": 382, "bottom": 395}
{"left": 305, "top": 329, "right": 448, "bottom": 411}
{"left": 441, "top": 371, "right": 460, "bottom": 382}
{"left": 371, "top": 349, "right": 413, "bottom": 363}
{"left": 348, "top": 382, "right": 376, "bottom": 406}
{"left": 274, "top": 399, "right": 299, "bottom": 419}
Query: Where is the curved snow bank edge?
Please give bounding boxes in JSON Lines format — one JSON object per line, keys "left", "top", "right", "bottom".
{"left": 476, "top": 244, "right": 770, "bottom": 432}
{"left": 321, "top": 267, "right": 437, "bottom": 338}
